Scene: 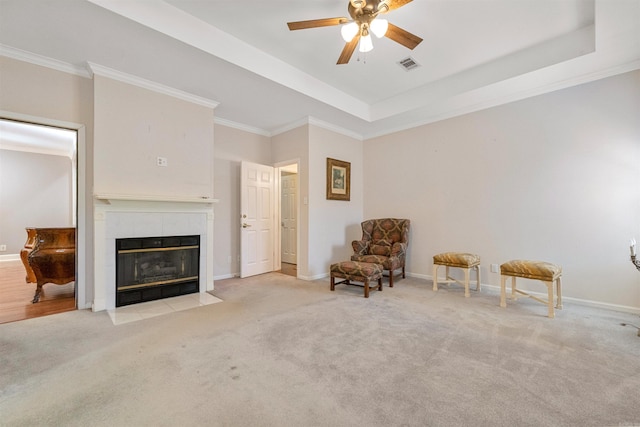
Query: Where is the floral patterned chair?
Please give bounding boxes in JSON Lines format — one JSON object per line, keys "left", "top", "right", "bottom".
{"left": 351, "top": 218, "right": 410, "bottom": 287}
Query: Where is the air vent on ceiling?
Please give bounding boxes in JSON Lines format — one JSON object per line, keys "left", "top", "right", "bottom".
{"left": 398, "top": 57, "right": 420, "bottom": 71}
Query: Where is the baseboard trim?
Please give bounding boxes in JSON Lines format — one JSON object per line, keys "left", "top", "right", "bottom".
{"left": 406, "top": 272, "right": 640, "bottom": 315}
{"left": 0, "top": 254, "right": 20, "bottom": 262}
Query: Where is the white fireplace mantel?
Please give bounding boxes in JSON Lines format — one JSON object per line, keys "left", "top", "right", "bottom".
{"left": 95, "top": 193, "right": 219, "bottom": 204}
{"left": 92, "top": 196, "right": 215, "bottom": 312}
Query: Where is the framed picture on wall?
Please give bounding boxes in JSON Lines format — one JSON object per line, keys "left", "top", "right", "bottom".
{"left": 326, "top": 157, "right": 350, "bottom": 201}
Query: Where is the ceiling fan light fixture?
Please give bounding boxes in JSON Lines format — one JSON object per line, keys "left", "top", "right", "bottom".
{"left": 359, "top": 34, "right": 373, "bottom": 52}
{"left": 377, "top": 0, "right": 390, "bottom": 14}
{"left": 370, "top": 18, "right": 388, "bottom": 38}
{"left": 341, "top": 22, "right": 359, "bottom": 42}
{"left": 350, "top": 0, "right": 366, "bottom": 8}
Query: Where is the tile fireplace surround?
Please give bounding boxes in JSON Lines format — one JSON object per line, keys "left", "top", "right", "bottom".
{"left": 93, "top": 196, "right": 215, "bottom": 312}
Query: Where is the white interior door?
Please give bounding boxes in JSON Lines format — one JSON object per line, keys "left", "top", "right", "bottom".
{"left": 281, "top": 173, "right": 297, "bottom": 264}
{"left": 240, "top": 161, "right": 275, "bottom": 278}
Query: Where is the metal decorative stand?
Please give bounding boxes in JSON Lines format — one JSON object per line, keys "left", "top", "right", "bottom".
{"left": 622, "top": 250, "right": 640, "bottom": 336}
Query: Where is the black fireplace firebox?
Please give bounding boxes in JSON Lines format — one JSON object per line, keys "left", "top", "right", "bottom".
{"left": 116, "top": 235, "right": 200, "bottom": 307}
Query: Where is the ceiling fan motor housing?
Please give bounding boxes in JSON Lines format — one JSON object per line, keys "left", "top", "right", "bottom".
{"left": 348, "top": 0, "right": 388, "bottom": 22}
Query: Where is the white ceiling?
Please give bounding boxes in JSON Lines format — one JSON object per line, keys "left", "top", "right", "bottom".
{"left": 0, "top": 0, "right": 639, "bottom": 139}
{"left": 0, "top": 119, "right": 76, "bottom": 158}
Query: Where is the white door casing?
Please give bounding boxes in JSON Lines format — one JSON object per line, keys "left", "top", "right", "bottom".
{"left": 281, "top": 173, "right": 297, "bottom": 264}
{"left": 240, "top": 161, "right": 275, "bottom": 278}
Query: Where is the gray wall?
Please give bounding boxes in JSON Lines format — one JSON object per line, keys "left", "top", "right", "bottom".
{"left": 0, "top": 149, "right": 73, "bottom": 254}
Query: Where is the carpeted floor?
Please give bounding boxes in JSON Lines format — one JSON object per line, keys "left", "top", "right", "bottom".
{"left": 1, "top": 273, "right": 639, "bottom": 426}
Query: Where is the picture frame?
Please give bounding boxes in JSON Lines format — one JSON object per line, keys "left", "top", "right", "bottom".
{"left": 326, "top": 157, "right": 350, "bottom": 201}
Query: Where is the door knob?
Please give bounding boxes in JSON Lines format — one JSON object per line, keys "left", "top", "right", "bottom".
{"left": 242, "top": 223, "right": 252, "bottom": 228}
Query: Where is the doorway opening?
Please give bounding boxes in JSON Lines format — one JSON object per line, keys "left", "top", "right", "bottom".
{"left": 0, "top": 118, "right": 78, "bottom": 323}
{"left": 278, "top": 163, "right": 298, "bottom": 278}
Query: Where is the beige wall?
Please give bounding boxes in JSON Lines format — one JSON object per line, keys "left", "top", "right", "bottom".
{"left": 93, "top": 75, "right": 214, "bottom": 198}
{"left": 308, "top": 126, "right": 363, "bottom": 279}
{"left": 214, "top": 124, "right": 271, "bottom": 278}
{"left": 364, "top": 70, "right": 640, "bottom": 310}
{"left": 2, "top": 55, "right": 638, "bottom": 311}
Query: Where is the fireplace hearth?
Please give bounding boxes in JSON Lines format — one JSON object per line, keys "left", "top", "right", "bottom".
{"left": 116, "top": 235, "right": 200, "bottom": 307}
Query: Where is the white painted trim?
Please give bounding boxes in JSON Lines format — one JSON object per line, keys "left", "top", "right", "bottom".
{"left": 272, "top": 116, "right": 364, "bottom": 141}
{"left": 308, "top": 117, "right": 363, "bottom": 141}
{"left": 214, "top": 117, "right": 271, "bottom": 137}
{"left": 0, "top": 254, "right": 20, "bottom": 262}
{"left": 406, "top": 272, "right": 640, "bottom": 316}
{"left": 214, "top": 273, "right": 237, "bottom": 281}
{"left": 94, "top": 193, "right": 219, "bottom": 204}
{"left": 0, "top": 44, "right": 91, "bottom": 78}
{"left": 86, "top": 62, "right": 220, "bottom": 109}
{"left": 363, "top": 59, "right": 640, "bottom": 140}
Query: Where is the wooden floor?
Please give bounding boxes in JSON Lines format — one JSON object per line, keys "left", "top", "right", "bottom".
{"left": 278, "top": 262, "right": 297, "bottom": 277}
{"left": 0, "top": 260, "right": 75, "bottom": 324}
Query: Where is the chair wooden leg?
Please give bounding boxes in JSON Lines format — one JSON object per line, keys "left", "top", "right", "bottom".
{"left": 330, "top": 276, "right": 335, "bottom": 291}
{"left": 433, "top": 264, "right": 439, "bottom": 291}
{"left": 475, "top": 265, "right": 481, "bottom": 291}
{"left": 378, "top": 277, "right": 383, "bottom": 291}
{"left": 388, "top": 269, "right": 394, "bottom": 287}
{"left": 364, "top": 279, "right": 370, "bottom": 298}
{"left": 402, "top": 266, "right": 405, "bottom": 278}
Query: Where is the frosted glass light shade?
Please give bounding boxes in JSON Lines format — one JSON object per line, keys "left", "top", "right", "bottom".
{"left": 341, "top": 22, "right": 359, "bottom": 42}
{"left": 370, "top": 19, "right": 388, "bottom": 38}
{"left": 359, "top": 34, "right": 373, "bottom": 52}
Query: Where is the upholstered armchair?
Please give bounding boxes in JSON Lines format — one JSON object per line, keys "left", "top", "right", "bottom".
{"left": 351, "top": 218, "right": 410, "bottom": 287}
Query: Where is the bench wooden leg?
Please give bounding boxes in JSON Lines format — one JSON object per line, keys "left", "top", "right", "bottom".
{"left": 545, "top": 280, "right": 554, "bottom": 318}
{"left": 463, "top": 267, "right": 470, "bottom": 297}
{"left": 330, "top": 276, "right": 335, "bottom": 291}
{"left": 433, "top": 264, "right": 439, "bottom": 291}
{"left": 475, "top": 265, "right": 481, "bottom": 292}
{"left": 500, "top": 274, "right": 507, "bottom": 308}
{"left": 556, "top": 277, "right": 563, "bottom": 309}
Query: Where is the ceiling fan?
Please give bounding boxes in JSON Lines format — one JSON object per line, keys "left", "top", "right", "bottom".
{"left": 287, "top": 0, "right": 423, "bottom": 65}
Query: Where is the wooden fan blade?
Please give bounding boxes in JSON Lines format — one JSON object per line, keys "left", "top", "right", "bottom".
{"left": 287, "top": 17, "right": 348, "bottom": 31}
{"left": 385, "top": 22, "right": 422, "bottom": 50}
{"left": 387, "top": 0, "right": 413, "bottom": 11}
{"left": 337, "top": 35, "right": 360, "bottom": 65}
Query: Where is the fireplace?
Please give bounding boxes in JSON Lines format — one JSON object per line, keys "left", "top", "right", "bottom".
{"left": 116, "top": 235, "right": 200, "bottom": 307}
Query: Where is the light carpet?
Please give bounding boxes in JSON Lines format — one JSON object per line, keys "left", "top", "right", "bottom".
{"left": 1, "top": 273, "right": 639, "bottom": 426}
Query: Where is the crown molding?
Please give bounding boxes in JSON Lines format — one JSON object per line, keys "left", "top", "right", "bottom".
{"left": 363, "top": 59, "right": 640, "bottom": 140}
{"left": 308, "top": 117, "right": 363, "bottom": 141}
{"left": 86, "top": 62, "right": 220, "bottom": 110}
{"left": 214, "top": 117, "right": 271, "bottom": 137}
{"left": 271, "top": 117, "right": 363, "bottom": 141}
{"left": 0, "top": 44, "right": 91, "bottom": 78}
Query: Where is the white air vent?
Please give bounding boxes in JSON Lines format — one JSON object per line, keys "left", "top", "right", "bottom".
{"left": 398, "top": 57, "right": 420, "bottom": 71}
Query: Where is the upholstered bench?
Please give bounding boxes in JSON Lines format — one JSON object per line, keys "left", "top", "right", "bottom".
{"left": 330, "top": 261, "right": 383, "bottom": 298}
{"left": 432, "top": 252, "right": 481, "bottom": 297}
{"left": 499, "top": 259, "right": 562, "bottom": 318}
